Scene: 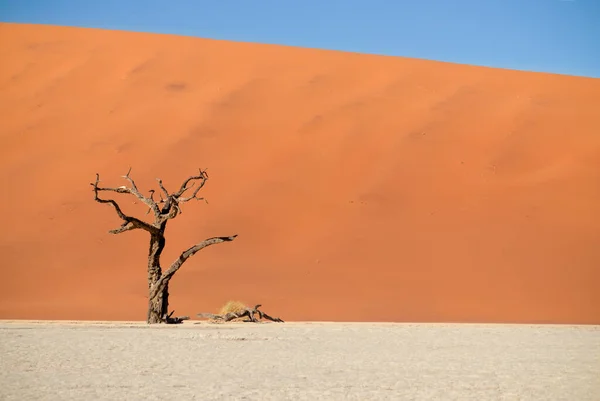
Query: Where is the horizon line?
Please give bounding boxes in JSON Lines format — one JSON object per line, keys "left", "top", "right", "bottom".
{"left": 3, "top": 21, "right": 599, "bottom": 81}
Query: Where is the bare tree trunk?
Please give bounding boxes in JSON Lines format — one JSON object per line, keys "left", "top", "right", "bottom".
{"left": 147, "top": 283, "right": 169, "bottom": 324}
{"left": 147, "top": 234, "right": 165, "bottom": 288}
{"left": 146, "top": 233, "right": 167, "bottom": 323}
{"left": 161, "top": 282, "right": 169, "bottom": 319}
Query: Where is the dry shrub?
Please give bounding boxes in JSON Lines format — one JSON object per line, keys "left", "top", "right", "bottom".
{"left": 218, "top": 300, "right": 247, "bottom": 316}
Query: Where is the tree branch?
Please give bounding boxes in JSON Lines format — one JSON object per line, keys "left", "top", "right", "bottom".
{"left": 156, "top": 178, "right": 170, "bottom": 199}
{"left": 149, "top": 235, "right": 238, "bottom": 298}
{"left": 173, "top": 168, "right": 209, "bottom": 202}
{"left": 108, "top": 221, "right": 137, "bottom": 234}
{"left": 145, "top": 168, "right": 211, "bottom": 223}
{"left": 91, "top": 173, "right": 160, "bottom": 235}
{"left": 162, "top": 310, "right": 190, "bottom": 324}
{"left": 197, "top": 304, "right": 284, "bottom": 323}
{"left": 121, "top": 167, "right": 161, "bottom": 216}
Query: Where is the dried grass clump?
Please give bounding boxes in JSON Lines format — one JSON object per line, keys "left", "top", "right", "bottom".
{"left": 218, "top": 300, "right": 247, "bottom": 316}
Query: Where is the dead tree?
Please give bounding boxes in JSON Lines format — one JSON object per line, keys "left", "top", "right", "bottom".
{"left": 91, "top": 168, "right": 237, "bottom": 324}
{"left": 197, "top": 304, "right": 284, "bottom": 323}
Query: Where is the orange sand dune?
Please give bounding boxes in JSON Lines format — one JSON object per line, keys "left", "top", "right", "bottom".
{"left": 1, "top": 23, "right": 599, "bottom": 324}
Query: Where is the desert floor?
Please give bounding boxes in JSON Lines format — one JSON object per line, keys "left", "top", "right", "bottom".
{"left": 1, "top": 320, "right": 598, "bottom": 400}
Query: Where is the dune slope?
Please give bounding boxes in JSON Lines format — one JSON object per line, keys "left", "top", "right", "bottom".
{"left": 1, "top": 23, "right": 599, "bottom": 324}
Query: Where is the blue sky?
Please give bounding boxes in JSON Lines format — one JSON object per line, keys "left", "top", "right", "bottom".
{"left": 1, "top": 0, "right": 599, "bottom": 78}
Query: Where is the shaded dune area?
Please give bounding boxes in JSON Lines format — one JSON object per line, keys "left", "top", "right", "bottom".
{"left": 1, "top": 23, "right": 599, "bottom": 324}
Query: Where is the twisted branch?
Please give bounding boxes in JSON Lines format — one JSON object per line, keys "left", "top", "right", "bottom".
{"left": 91, "top": 173, "right": 160, "bottom": 235}
{"left": 153, "top": 168, "right": 210, "bottom": 219}
{"left": 92, "top": 167, "right": 211, "bottom": 227}
{"left": 197, "top": 304, "right": 284, "bottom": 323}
{"left": 174, "top": 168, "right": 209, "bottom": 199}
{"left": 156, "top": 178, "right": 170, "bottom": 200}
{"left": 121, "top": 167, "right": 161, "bottom": 215}
{"left": 149, "top": 235, "right": 238, "bottom": 299}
